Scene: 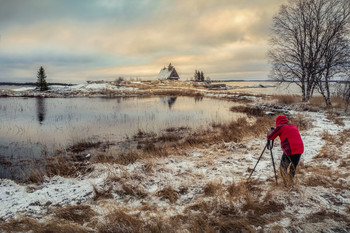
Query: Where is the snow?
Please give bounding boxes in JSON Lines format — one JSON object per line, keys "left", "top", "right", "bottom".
{"left": 12, "top": 87, "right": 36, "bottom": 92}
{"left": 5, "top": 83, "right": 138, "bottom": 95}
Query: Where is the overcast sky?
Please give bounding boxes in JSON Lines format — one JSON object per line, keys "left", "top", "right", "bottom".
{"left": 0, "top": 0, "right": 285, "bottom": 83}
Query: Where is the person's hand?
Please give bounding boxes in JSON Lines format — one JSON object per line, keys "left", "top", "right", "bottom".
{"left": 267, "top": 127, "right": 275, "bottom": 137}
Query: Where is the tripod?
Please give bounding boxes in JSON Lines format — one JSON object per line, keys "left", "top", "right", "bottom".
{"left": 248, "top": 139, "right": 278, "bottom": 185}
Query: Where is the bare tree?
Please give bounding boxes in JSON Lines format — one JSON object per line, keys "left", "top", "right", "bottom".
{"left": 269, "top": 0, "right": 350, "bottom": 103}
{"left": 336, "top": 73, "right": 350, "bottom": 112}
{"left": 315, "top": 3, "right": 350, "bottom": 106}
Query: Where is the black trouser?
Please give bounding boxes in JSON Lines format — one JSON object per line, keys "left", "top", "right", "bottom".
{"left": 280, "top": 153, "right": 301, "bottom": 178}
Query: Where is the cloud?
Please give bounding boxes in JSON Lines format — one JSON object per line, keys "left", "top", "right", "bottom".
{"left": 0, "top": 0, "right": 286, "bottom": 82}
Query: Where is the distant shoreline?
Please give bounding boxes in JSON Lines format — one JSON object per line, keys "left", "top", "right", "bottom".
{"left": 0, "top": 79, "right": 347, "bottom": 86}
{"left": 0, "top": 82, "right": 76, "bottom": 86}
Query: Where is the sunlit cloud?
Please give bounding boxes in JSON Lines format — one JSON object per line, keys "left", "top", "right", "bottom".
{"left": 0, "top": 0, "right": 286, "bottom": 82}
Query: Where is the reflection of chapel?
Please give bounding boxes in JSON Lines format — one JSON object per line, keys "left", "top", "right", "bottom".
{"left": 157, "top": 63, "right": 180, "bottom": 80}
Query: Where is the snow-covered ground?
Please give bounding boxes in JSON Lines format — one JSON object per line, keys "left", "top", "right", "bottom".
{"left": 0, "top": 81, "right": 276, "bottom": 98}
{"left": 0, "top": 109, "right": 349, "bottom": 232}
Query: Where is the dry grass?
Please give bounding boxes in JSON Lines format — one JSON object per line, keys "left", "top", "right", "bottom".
{"left": 309, "top": 96, "right": 327, "bottom": 108}
{"left": 338, "top": 129, "right": 350, "bottom": 144}
{"left": 203, "top": 182, "right": 221, "bottom": 196}
{"left": 273, "top": 94, "right": 301, "bottom": 105}
{"left": 0, "top": 217, "right": 90, "bottom": 233}
{"left": 321, "top": 130, "right": 336, "bottom": 144}
{"left": 326, "top": 112, "right": 345, "bottom": 126}
{"left": 279, "top": 166, "right": 296, "bottom": 188}
{"left": 114, "top": 151, "right": 142, "bottom": 165}
{"left": 218, "top": 116, "right": 274, "bottom": 142}
{"left": 307, "top": 95, "right": 347, "bottom": 110}
{"left": 306, "top": 209, "right": 350, "bottom": 223}
{"left": 94, "top": 153, "right": 115, "bottom": 163}
{"left": 302, "top": 165, "right": 348, "bottom": 189}
{"left": 55, "top": 205, "right": 96, "bottom": 224}
{"left": 97, "top": 210, "right": 143, "bottom": 233}
{"left": 93, "top": 185, "right": 113, "bottom": 201}
{"left": 143, "top": 140, "right": 170, "bottom": 157}
{"left": 230, "top": 105, "right": 265, "bottom": 117}
{"left": 69, "top": 141, "right": 102, "bottom": 153}
{"left": 227, "top": 181, "right": 249, "bottom": 198}
{"left": 185, "top": 201, "right": 258, "bottom": 232}
{"left": 118, "top": 184, "right": 148, "bottom": 198}
{"left": 184, "top": 130, "right": 213, "bottom": 146}
{"left": 158, "top": 133, "right": 182, "bottom": 142}
{"left": 28, "top": 169, "right": 45, "bottom": 183}
{"left": 290, "top": 113, "right": 313, "bottom": 131}
{"left": 45, "top": 156, "right": 88, "bottom": 178}
{"left": 157, "top": 186, "right": 179, "bottom": 203}
{"left": 314, "top": 147, "right": 338, "bottom": 161}
{"left": 97, "top": 209, "right": 182, "bottom": 233}
{"left": 331, "top": 96, "right": 347, "bottom": 109}
{"left": 241, "top": 198, "right": 285, "bottom": 217}
{"left": 143, "top": 162, "right": 154, "bottom": 173}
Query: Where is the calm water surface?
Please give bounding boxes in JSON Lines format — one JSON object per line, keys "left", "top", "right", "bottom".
{"left": 0, "top": 96, "right": 244, "bottom": 180}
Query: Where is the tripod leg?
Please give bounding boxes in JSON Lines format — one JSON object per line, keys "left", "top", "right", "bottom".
{"left": 270, "top": 149, "right": 278, "bottom": 185}
{"left": 248, "top": 144, "right": 268, "bottom": 179}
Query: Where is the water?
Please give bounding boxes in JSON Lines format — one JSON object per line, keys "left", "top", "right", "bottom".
{"left": 0, "top": 96, "right": 244, "bottom": 181}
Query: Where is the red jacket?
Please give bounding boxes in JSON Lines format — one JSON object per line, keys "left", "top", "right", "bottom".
{"left": 267, "top": 115, "right": 304, "bottom": 155}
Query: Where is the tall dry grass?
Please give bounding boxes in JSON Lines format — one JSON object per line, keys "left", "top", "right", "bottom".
{"left": 230, "top": 105, "right": 265, "bottom": 117}
{"left": 326, "top": 112, "right": 345, "bottom": 126}
{"left": 273, "top": 94, "right": 301, "bottom": 105}
{"left": 290, "top": 113, "right": 313, "bottom": 131}
{"left": 0, "top": 217, "right": 90, "bottom": 233}
{"left": 45, "top": 155, "right": 92, "bottom": 178}
{"left": 55, "top": 205, "right": 96, "bottom": 224}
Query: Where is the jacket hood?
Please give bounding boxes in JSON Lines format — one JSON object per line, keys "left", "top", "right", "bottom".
{"left": 276, "top": 115, "right": 289, "bottom": 126}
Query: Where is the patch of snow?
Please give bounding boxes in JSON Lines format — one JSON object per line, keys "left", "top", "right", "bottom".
{"left": 12, "top": 87, "right": 36, "bottom": 92}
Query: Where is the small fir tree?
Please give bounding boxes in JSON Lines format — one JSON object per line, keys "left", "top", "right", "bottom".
{"left": 36, "top": 66, "right": 49, "bottom": 91}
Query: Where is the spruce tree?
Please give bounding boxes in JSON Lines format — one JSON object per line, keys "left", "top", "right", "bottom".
{"left": 200, "top": 71, "right": 204, "bottom": 82}
{"left": 194, "top": 70, "right": 199, "bottom": 81}
{"left": 36, "top": 66, "right": 49, "bottom": 91}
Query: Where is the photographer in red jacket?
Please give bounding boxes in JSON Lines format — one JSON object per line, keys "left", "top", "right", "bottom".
{"left": 267, "top": 115, "right": 304, "bottom": 184}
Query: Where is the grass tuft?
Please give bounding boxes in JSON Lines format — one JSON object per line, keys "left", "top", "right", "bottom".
{"left": 158, "top": 186, "right": 179, "bottom": 203}
{"left": 97, "top": 210, "right": 142, "bottom": 233}
{"left": 93, "top": 185, "right": 113, "bottom": 201}
{"left": 55, "top": 205, "right": 96, "bottom": 224}
{"left": 204, "top": 182, "right": 221, "bottom": 196}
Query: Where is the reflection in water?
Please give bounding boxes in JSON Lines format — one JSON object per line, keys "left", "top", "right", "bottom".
{"left": 36, "top": 97, "right": 46, "bottom": 124}
{"left": 1, "top": 96, "right": 242, "bottom": 181}
{"left": 195, "top": 95, "right": 203, "bottom": 102}
{"left": 160, "top": 96, "right": 177, "bottom": 109}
